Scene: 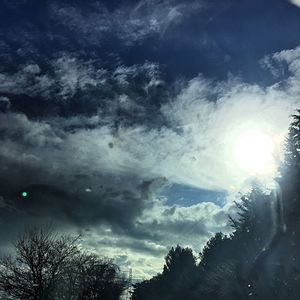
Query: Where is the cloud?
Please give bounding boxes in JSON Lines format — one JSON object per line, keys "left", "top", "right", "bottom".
{"left": 0, "top": 55, "right": 105, "bottom": 100}
{"left": 1, "top": 45, "right": 300, "bottom": 276}
{"left": 49, "top": 0, "right": 205, "bottom": 46}
{"left": 79, "top": 198, "right": 235, "bottom": 277}
{"left": 0, "top": 112, "right": 165, "bottom": 227}
{"left": 289, "top": 0, "right": 300, "bottom": 8}
{"left": 0, "top": 96, "right": 10, "bottom": 112}
{"left": 0, "top": 55, "right": 166, "bottom": 123}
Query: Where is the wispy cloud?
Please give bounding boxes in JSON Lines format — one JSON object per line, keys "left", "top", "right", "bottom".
{"left": 50, "top": 0, "right": 205, "bottom": 45}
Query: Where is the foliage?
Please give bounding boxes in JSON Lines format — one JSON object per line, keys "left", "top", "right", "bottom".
{"left": 133, "top": 245, "right": 198, "bottom": 300}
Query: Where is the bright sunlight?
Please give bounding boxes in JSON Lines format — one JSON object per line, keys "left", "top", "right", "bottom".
{"left": 233, "top": 130, "right": 276, "bottom": 175}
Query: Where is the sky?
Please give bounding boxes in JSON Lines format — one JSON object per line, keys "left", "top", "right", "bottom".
{"left": 1, "top": 0, "right": 300, "bottom": 278}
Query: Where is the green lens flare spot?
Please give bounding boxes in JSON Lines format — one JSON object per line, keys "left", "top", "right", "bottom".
{"left": 22, "top": 192, "right": 28, "bottom": 197}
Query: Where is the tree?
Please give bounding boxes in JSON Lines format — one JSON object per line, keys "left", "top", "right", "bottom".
{"left": 0, "top": 227, "right": 127, "bottom": 300}
{"left": 133, "top": 246, "right": 197, "bottom": 300}
{"left": 132, "top": 275, "right": 163, "bottom": 300}
{"left": 199, "top": 232, "right": 230, "bottom": 271}
{"left": 163, "top": 245, "right": 196, "bottom": 277}
{"left": 56, "top": 253, "right": 127, "bottom": 300}
{"left": 279, "top": 110, "right": 300, "bottom": 229}
{"left": 0, "top": 227, "right": 79, "bottom": 300}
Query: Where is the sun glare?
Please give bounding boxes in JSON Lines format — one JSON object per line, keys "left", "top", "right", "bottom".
{"left": 233, "top": 130, "right": 276, "bottom": 175}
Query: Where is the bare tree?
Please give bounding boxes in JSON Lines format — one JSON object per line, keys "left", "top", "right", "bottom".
{"left": 0, "top": 227, "right": 79, "bottom": 300}
{"left": 0, "top": 227, "right": 127, "bottom": 300}
{"left": 56, "top": 252, "right": 127, "bottom": 300}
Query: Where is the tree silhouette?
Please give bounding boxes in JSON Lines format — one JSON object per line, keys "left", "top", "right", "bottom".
{"left": 133, "top": 245, "right": 197, "bottom": 300}
{"left": 0, "top": 227, "right": 127, "bottom": 300}
{"left": 56, "top": 253, "right": 126, "bottom": 300}
{"left": 244, "top": 111, "right": 300, "bottom": 299}
{"left": 0, "top": 227, "right": 79, "bottom": 300}
{"left": 279, "top": 110, "right": 300, "bottom": 230}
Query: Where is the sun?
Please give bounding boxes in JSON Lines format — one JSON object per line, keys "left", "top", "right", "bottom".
{"left": 233, "top": 130, "right": 276, "bottom": 175}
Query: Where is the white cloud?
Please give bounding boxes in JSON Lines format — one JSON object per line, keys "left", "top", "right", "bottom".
{"left": 23, "top": 64, "right": 41, "bottom": 74}
{"left": 289, "top": 0, "right": 300, "bottom": 8}
{"left": 159, "top": 76, "right": 299, "bottom": 189}
{"left": 0, "top": 55, "right": 108, "bottom": 99}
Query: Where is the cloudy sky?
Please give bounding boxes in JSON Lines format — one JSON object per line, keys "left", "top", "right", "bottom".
{"left": 1, "top": 0, "right": 300, "bottom": 278}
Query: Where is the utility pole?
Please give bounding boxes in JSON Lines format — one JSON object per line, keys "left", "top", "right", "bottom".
{"left": 127, "top": 268, "right": 133, "bottom": 300}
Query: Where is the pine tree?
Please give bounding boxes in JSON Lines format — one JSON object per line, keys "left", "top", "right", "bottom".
{"left": 279, "top": 110, "right": 300, "bottom": 230}
{"left": 132, "top": 246, "right": 197, "bottom": 300}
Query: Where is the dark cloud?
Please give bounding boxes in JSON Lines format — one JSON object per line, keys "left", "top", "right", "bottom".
{"left": 0, "top": 109, "right": 170, "bottom": 248}
{"left": 0, "top": 120, "right": 168, "bottom": 236}
{"left": 0, "top": 96, "right": 10, "bottom": 112}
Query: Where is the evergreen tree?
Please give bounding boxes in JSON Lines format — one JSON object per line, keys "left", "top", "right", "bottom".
{"left": 132, "top": 246, "right": 197, "bottom": 300}
{"left": 279, "top": 110, "right": 300, "bottom": 229}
